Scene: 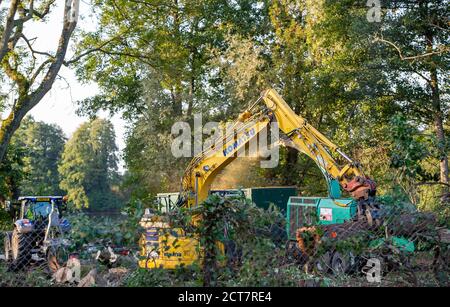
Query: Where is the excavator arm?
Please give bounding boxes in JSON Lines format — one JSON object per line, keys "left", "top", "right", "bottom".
{"left": 260, "top": 89, "right": 376, "bottom": 201}
{"left": 177, "top": 89, "right": 376, "bottom": 209}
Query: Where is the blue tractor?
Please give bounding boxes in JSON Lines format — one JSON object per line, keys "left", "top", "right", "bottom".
{"left": 3, "top": 196, "right": 71, "bottom": 271}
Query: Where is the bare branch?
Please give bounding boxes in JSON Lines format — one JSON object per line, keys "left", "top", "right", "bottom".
{"left": 26, "top": 0, "right": 35, "bottom": 20}
{"left": 20, "top": 34, "right": 55, "bottom": 59}
{"left": 30, "top": 58, "right": 54, "bottom": 86}
{"left": 94, "top": 48, "right": 155, "bottom": 66}
{"left": 64, "top": 33, "right": 156, "bottom": 67}
{"left": 410, "top": 69, "right": 431, "bottom": 84}
{"left": 29, "top": 0, "right": 80, "bottom": 104}
{"left": 374, "top": 36, "right": 450, "bottom": 61}
{"left": 20, "top": 0, "right": 56, "bottom": 22}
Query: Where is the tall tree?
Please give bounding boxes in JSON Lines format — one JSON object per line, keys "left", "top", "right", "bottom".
{"left": 232, "top": 0, "right": 397, "bottom": 191}
{"left": 73, "top": 0, "right": 270, "bottom": 199}
{"left": 58, "top": 118, "right": 119, "bottom": 209}
{"left": 75, "top": 0, "right": 269, "bottom": 120}
{"left": 14, "top": 117, "right": 66, "bottom": 195}
{"left": 0, "top": 0, "right": 80, "bottom": 163}
{"left": 374, "top": 0, "right": 449, "bottom": 188}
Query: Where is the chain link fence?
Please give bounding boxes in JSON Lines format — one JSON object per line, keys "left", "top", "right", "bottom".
{"left": 1, "top": 224, "right": 50, "bottom": 286}
{"left": 1, "top": 194, "right": 449, "bottom": 287}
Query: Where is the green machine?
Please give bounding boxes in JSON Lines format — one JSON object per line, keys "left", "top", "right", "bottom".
{"left": 286, "top": 196, "right": 415, "bottom": 253}
{"left": 286, "top": 196, "right": 356, "bottom": 240}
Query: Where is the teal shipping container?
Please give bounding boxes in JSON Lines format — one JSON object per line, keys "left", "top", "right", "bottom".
{"left": 211, "top": 186, "right": 298, "bottom": 213}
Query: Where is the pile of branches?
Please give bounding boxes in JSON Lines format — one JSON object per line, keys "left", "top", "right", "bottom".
{"left": 295, "top": 203, "right": 449, "bottom": 285}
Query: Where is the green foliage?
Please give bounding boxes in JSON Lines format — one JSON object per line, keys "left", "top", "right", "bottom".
{"left": 58, "top": 118, "right": 121, "bottom": 210}
{"left": 0, "top": 117, "right": 66, "bottom": 200}
{"left": 0, "top": 264, "right": 51, "bottom": 287}
{"left": 0, "top": 207, "right": 12, "bottom": 231}
{"left": 389, "top": 115, "right": 432, "bottom": 180}
{"left": 0, "top": 142, "right": 26, "bottom": 200}
{"left": 167, "top": 195, "right": 297, "bottom": 286}
{"left": 14, "top": 117, "right": 66, "bottom": 196}
{"left": 67, "top": 200, "right": 144, "bottom": 252}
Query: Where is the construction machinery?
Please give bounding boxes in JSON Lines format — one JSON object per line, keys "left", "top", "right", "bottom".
{"left": 139, "top": 88, "right": 377, "bottom": 269}
{"left": 155, "top": 187, "right": 297, "bottom": 214}
{"left": 3, "top": 196, "right": 71, "bottom": 271}
{"left": 212, "top": 186, "right": 297, "bottom": 213}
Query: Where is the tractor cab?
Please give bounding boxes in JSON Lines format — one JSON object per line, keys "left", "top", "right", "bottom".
{"left": 3, "top": 196, "right": 71, "bottom": 271}
{"left": 18, "top": 196, "right": 68, "bottom": 220}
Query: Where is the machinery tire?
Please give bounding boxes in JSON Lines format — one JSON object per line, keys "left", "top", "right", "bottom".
{"left": 313, "top": 251, "right": 332, "bottom": 274}
{"left": 8, "top": 228, "right": 32, "bottom": 272}
{"left": 331, "top": 252, "right": 356, "bottom": 275}
{"left": 3, "top": 232, "right": 12, "bottom": 262}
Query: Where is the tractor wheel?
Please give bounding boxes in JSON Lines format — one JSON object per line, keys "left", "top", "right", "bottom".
{"left": 331, "top": 252, "right": 356, "bottom": 275}
{"left": 313, "top": 251, "right": 332, "bottom": 274}
{"left": 47, "top": 246, "right": 69, "bottom": 273}
{"left": 3, "top": 232, "right": 12, "bottom": 262}
{"left": 8, "top": 228, "right": 32, "bottom": 271}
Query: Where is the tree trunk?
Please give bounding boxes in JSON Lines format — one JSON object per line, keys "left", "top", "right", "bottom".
{"left": 282, "top": 147, "right": 298, "bottom": 185}
{"left": 0, "top": 107, "right": 27, "bottom": 164}
{"left": 426, "top": 31, "right": 449, "bottom": 189}
{"left": 0, "top": 0, "right": 79, "bottom": 163}
{"left": 434, "top": 110, "right": 449, "bottom": 186}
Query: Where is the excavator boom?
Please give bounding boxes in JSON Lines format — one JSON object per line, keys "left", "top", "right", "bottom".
{"left": 261, "top": 89, "right": 376, "bottom": 201}
{"left": 178, "top": 89, "right": 376, "bottom": 209}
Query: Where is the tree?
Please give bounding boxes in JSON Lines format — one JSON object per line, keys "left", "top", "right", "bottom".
{"left": 0, "top": 0, "right": 80, "bottom": 164}
{"left": 73, "top": 0, "right": 270, "bottom": 200}
{"left": 0, "top": 141, "right": 25, "bottom": 202}
{"left": 74, "top": 0, "right": 269, "bottom": 118}
{"left": 222, "top": 0, "right": 397, "bottom": 191}
{"left": 14, "top": 117, "right": 66, "bottom": 195}
{"left": 373, "top": 0, "right": 449, "bottom": 188}
{"left": 58, "top": 118, "right": 120, "bottom": 209}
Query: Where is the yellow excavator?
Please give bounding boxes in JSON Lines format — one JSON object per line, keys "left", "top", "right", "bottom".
{"left": 138, "top": 88, "right": 376, "bottom": 269}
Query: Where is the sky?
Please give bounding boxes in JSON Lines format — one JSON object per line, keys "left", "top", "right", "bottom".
{"left": 18, "top": 1, "right": 127, "bottom": 171}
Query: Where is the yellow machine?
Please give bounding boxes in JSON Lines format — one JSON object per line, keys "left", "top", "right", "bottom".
{"left": 139, "top": 88, "right": 376, "bottom": 269}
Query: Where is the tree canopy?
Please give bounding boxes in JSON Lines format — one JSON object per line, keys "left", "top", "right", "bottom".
{"left": 58, "top": 118, "right": 120, "bottom": 209}
{"left": 69, "top": 0, "right": 448, "bottom": 216}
